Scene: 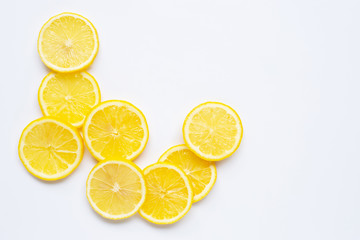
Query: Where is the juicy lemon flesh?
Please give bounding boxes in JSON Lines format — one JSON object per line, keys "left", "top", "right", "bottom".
{"left": 159, "top": 145, "right": 215, "bottom": 202}
{"left": 188, "top": 106, "right": 240, "bottom": 158}
{"left": 86, "top": 104, "right": 146, "bottom": 160}
{"left": 40, "top": 15, "right": 96, "bottom": 70}
{"left": 88, "top": 162, "right": 144, "bottom": 217}
{"left": 141, "top": 166, "right": 191, "bottom": 222}
{"left": 39, "top": 72, "right": 99, "bottom": 127}
{"left": 21, "top": 120, "right": 80, "bottom": 177}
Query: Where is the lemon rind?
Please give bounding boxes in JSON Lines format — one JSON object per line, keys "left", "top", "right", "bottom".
{"left": 18, "top": 117, "right": 84, "bottom": 181}
{"left": 158, "top": 144, "right": 217, "bottom": 202}
{"left": 37, "top": 12, "right": 99, "bottom": 73}
{"left": 183, "top": 102, "right": 243, "bottom": 161}
{"left": 38, "top": 71, "right": 101, "bottom": 128}
{"left": 86, "top": 159, "right": 146, "bottom": 220}
{"left": 139, "top": 162, "right": 193, "bottom": 224}
{"left": 83, "top": 100, "right": 149, "bottom": 161}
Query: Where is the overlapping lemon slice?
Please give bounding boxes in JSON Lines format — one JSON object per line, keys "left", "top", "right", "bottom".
{"left": 139, "top": 163, "right": 193, "bottom": 224}
{"left": 18, "top": 117, "right": 83, "bottom": 181}
{"left": 38, "top": 72, "right": 100, "bottom": 127}
{"left": 86, "top": 160, "right": 146, "bottom": 220}
{"left": 83, "top": 100, "right": 149, "bottom": 161}
{"left": 158, "top": 144, "right": 216, "bottom": 202}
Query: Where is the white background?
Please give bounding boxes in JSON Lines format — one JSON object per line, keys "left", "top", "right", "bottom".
{"left": 1, "top": 0, "right": 360, "bottom": 239}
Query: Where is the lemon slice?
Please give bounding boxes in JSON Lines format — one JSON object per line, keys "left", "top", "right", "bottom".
{"left": 83, "top": 100, "right": 149, "bottom": 161}
{"left": 183, "top": 102, "right": 243, "bottom": 161}
{"left": 86, "top": 160, "right": 146, "bottom": 220}
{"left": 38, "top": 72, "right": 101, "bottom": 128}
{"left": 38, "top": 12, "right": 99, "bottom": 72}
{"left": 139, "top": 163, "right": 193, "bottom": 224}
{"left": 158, "top": 144, "right": 216, "bottom": 202}
{"left": 18, "top": 117, "right": 83, "bottom": 181}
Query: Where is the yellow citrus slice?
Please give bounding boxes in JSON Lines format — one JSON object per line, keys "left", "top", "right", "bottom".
{"left": 38, "top": 72, "right": 101, "bottom": 128}
{"left": 38, "top": 12, "right": 99, "bottom": 72}
{"left": 83, "top": 100, "right": 149, "bottom": 161}
{"left": 18, "top": 117, "right": 83, "bottom": 181}
{"left": 86, "top": 160, "right": 146, "bottom": 220}
{"left": 139, "top": 163, "right": 193, "bottom": 224}
{"left": 158, "top": 144, "right": 216, "bottom": 202}
{"left": 183, "top": 102, "right": 243, "bottom": 161}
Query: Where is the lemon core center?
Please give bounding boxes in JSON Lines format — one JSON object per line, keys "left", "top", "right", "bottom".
{"left": 112, "top": 182, "right": 120, "bottom": 192}
{"left": 64, "top": 40, "right": 73, "bottom": 49}
{"left": 112, "top": 128, "right": 120, "bottom": 136}
{"left": 159, "top": 189, "right": 168, "bottom": 198}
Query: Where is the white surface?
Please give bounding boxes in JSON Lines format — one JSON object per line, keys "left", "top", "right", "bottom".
{"left": 1, "top": 0, "right": 360, "bottom": 239}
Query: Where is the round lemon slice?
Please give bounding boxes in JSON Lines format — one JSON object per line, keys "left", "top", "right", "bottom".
{"left": 83, "top": 100, "right": 149, "bottom": 161}
{"left": 38, "top": 12, "right": 99, "bottom": 72}
{"left": 86, "top": 160, "right": 146, "bottom": 220}
{"left": 38, "top": 72, "right": 101, "bottom": 128}
{"left": 139, "top": 163, "right": 193, "bottom": 224}
{"left": 158, "top": 144, "right": 216, "bottom": 202}
{"left": 183, "top": 102, "right": 243, "bottom": 161}
{"left": 18, "top": 117, "right": 83, "bottom": 181}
